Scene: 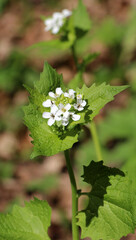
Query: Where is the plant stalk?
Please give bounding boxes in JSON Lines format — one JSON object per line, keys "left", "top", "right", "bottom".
{"left": 71, "top": 44, "right": 79, "bottom": 70}
{"left": 90, "top": 121, "right": 103, "bottom": 161}
{"left": 64, "top": 150, "right": 79, "bottom": 240}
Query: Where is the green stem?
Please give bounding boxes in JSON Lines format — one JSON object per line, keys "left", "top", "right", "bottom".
{"left": 90, "top": 121, "right": 103, "bottom": 161}
{"left": 64, "top": 150, "right": 79, "bottom": 240}
{"left": 71, "top": 44, "right": 79, "bottom": 70}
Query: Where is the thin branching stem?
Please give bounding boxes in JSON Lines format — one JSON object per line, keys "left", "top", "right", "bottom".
{"left": 71, "top": 44, "right": 79, "bottom": 71}
{"left": 64, "top": 150, "right": 79, "bottom": 240}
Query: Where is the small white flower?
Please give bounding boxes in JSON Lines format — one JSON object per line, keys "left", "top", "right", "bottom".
{"left": 45, "top": 12, "right": 63, "bottom": 34}
{"left": 44, "top": 18, "right": 54, "bottom": 31}
{"left": 77, "top": 94, "right": 82, "bottom": 101}
{"left": 71, "top": 113, "right": 80, "bottom": 121}
{"left": 62, "top": 118, "right": 69, "bottom": 126}
{"left": 53, "top": 12, "right": 63, "bottom": 20}
{"left": 49, "top": 87, "right": 63, "bottom": 98}
{"left": 42, "top": 99, "right": 54, "bottom": 107}
{"left": 44, "top": 9, "right": 72, "bottom": 34}
{"left": 42, "top": 105, "right": 59, "bottom": 126}
{"left": 64, "top": 89, "right": 75, "bottom": 99}
{"left": 57, "top": 103, "right": 71, "bottom": 120}
{"left": 62, "top": 9, "right": 72, "bottom": 17}
{"left": 57, "top": 104, "right": 72, "bottom": 126}
{"left": 58, "top": 103, "right": 71, "bottom": 111}
{"left": 74, "top": 100, "right": 86, "bottom": 111}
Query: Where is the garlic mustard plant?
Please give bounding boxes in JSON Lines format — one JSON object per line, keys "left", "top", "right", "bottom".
{"left": 1, "top": 2, "right": 136, "bottom": 240}
{"left": 44, "top": 9, "right": 72, "bottom": 34}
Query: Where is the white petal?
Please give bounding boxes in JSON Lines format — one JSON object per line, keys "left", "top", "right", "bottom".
{"left": 58, "top": 103, "right": 64, "bottom": 109}
{"left": 69, "top": 89, "right": 75, "bottom": 95}
{"left": 44, "top": 19, "right": 54, "bottom": 31}
{"left": 57, "top": 110, "right": 63, "bottom": 116}
{"left": 62, "top": 9, "right": 72, "bottom": 17}
{"left": 77, "top": 94, "right": 82, "bottom": 100}
{"left": 45, "top": 18, "right": 53, "bottom": 26}
{"left": 55, "top": 114, "right": 62, "bottom": 121}
{"left": 56, "top": 87, "right": 63, "bottom": 96}
{"left": 48, "top": 118, "right": 55, "bottom": 126}
{"left": 57, "top": 19, "right": 64, "bottom": 27}
{"left": 49, "top": 92, "right": 56, "bottom": 98}
{"left": 63, "top": 111, "right": 70, "bottom": 119}
{"left": 65, "top": 103, "right": 71, "bottom": 111}
{"left": 52, "top": 26, "right": 60, "bottom": 34}
{"left": 72, "top": 114, "right": 80, "bottom": 121}
{"left": 81, "top": 100, "right": 87, "bottom": 107}
{"left": 73, "top": 104, "right": 78, "bottom": 110}
{"left": 42, "top": 99, "right": 52, "bottom": 107}
{"left": 53, "top": 12, "right": 63, "bottom": 20}
{"left": 42, "top": 112, "right": 51, "bottom": 119}
{"left": 51, "top": 104, "right": 58, "bottom": 114}
{"left": 62, "top": 119, "right": 69, "bottom": 126}
{"left": 73, "top": 103, "right": 84, "bottom": 111}
{"left": 77, "top": 106, "right": 84, "bottom": 111}
{"left": 64, "top": 92, "right": 69, "bottom": 97}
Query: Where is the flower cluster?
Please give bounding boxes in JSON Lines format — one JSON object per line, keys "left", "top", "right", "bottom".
{"left": 44, "top": 9, "right": 72, "bottom": 34}
{"left": 42, "top": 87, "right": 87, "bottom": 127}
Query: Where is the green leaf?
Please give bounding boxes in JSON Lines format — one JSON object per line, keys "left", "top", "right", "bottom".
{"left": 34, "top": 62, "right": 64, "bottom": 95}
{"left": 28, "top": 39, "right": 72, "bottom": 57}
{"left": 73, "top": 0, "right": 91, "bottom": 31}
{"left": 77, "top": 161, "right": 136, "bottom": 240}
{"left": 0, "top": 198, "right": 51, "bottom": 240}
{"left": 79, "top": 83, "right": 128, "bottom": 120}
{"left": 23, "top": 62, "right": 79, "bottom": 157}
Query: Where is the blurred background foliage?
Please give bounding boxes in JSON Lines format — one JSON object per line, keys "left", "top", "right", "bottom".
{"left": 0, "top": 0, "right": 136, "bottom": 239}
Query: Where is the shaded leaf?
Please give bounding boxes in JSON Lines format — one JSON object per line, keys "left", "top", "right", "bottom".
{"left": 77, "top": 161, "right": 136, "bottom": 240}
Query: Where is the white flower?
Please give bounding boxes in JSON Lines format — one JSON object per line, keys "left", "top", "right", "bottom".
{"left": 74, "top": 100, "right": 86, "bottom": 111}
{"left": 58, "top": 103, "right": 71, "bottom": 112}
{"left": 57, "top": 103, "right": 71, "bottom": 119}
{"left": 62, "top": 9, "right": 72, "bottom": 17}
{"left": 45, "top": 12, "right": 64, "bottom": 34}
{"left": 61, "top": 111, "right": 80, "bottom": 126}
{"left": 44, "top": 9, "right": 72, "bottom": 34}
{"left": 42, "top": 87, "right": 85, "bottom": 127}
{"left": 71, "top": 113, "right": 80, "bottom": 121}
{"left": 62, "top": 118, "right": 69, "bottom": 126}
{"left": 49, "top": 87, "right": 63, "bottom": 98}
{"left": 52, "top": 12, "right": 64, "bottom": 34}
{"left": 42, "top": 105, "right": 61, "bottom": 126}
{"left": 77, "top": 94, "right": 82, "bottom": 101}
{"left": 44, "top": 18, "right": 54, "bottom": 32}
{"left": 42, "top": 99, "right": 54, "bottom": 107}
{"left": 57, "top": 104, "right": 72, "bottom": 126}
{"left": 64, "top": 89, "right": 75, "bottom": 99}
